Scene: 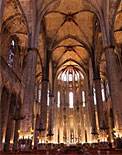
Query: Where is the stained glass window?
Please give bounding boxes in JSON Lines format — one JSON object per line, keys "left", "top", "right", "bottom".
{"left": 8, "top": 39, "right": 15, "bottom": 67}
{"left": 47, "top": 90, "right": 49, "bottom": 106}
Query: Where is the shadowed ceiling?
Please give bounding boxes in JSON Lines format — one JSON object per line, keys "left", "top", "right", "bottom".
{"left": 1, "top": 0, "right": 122, "bottom": 83}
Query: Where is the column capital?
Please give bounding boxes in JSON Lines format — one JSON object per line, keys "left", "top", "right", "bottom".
{"left": 103, "top": 45, "right": 115, "bottom": 51}
{"left": 27, "top": 47, "right": 38, "bottom": 52}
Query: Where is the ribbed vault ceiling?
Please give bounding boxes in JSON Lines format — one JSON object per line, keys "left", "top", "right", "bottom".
{"left": 1, "top": 0, "right": 122, "bottom": 82}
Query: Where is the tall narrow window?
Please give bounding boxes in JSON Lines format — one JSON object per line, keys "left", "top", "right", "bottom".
{"left": 82, "top": 91, "right": 85, "bottom": 107}
{"left": 93, "top": 88, "right": 97, "bottom": 105}
{"left": 75, "top": 73, "right": 78, "bottom": 81}
{"left": 38, "top": 86, "right": 41, "bottom": 102}
{"left": 57, "top": 91, "right": 60, "bottom": 107}
{"left": 47, "top": 90, "right": 49, "bottom": 106}
{"left": 101, "top": 84, "right": 105, "bottom": 102}
{"left": 8, "top": 39, "right": 15, "bottom": 67}
{"left": 106, "top": 82, "right": 110, "bottom": 97}
{"left": 69, "top": 74, "right": 72, "bottom": 81}
{"left": 69, "top": 92, "right": 73, "bottom": 108}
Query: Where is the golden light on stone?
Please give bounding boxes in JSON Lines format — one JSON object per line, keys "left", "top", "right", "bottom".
{"left": 113, "top": 127, "right": 117, "bottom": 132}
{"left": 31, "top": 129, "right": 34, "bottom": 134}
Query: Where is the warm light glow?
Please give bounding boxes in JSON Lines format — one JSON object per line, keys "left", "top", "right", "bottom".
{"left": 31, "top": 129, "right": 34, "bottom": 134}
{"left": 18, "top": 130, "right": 122, "bottom": 144}
{"left": 19, "top": 133, "right": 32, "bottom": 139}
{"left": 19, "top": 136, "right": 30, "bottom": 139}
{"left": 18, "top": 130, "right": 20, "bottom": 133}
{"left": 58, "top": 68, "right": 84, "bottom": 82}
{"left": 39, "top": 140, "right": 46, "bottom": 143}
{"left": 113, "top": 127, "right": 117, "bottom": 132}
{"left": 10, "top": 140, "right": 13, "bottom": 144}
{"left": 2, "top": 138, "right": 5, "bottom": 143}
{"left": 100, "top": 139, "right": 107, "bottom": 142}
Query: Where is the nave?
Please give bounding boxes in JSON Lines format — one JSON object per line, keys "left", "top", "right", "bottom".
{"left": 0, "top": 0, "right": 122, "bottom": 153}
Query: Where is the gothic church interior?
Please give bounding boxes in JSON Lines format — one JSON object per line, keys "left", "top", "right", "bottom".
{"left": 0, "top": 0, "right": 122, "bottom": 152}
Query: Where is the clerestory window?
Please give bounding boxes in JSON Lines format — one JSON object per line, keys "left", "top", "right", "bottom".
{"left": 8, "top": 39, "right": 15, "bottom": 67}
{"left": 57, "top": 91, "right": 60, "bottom": 107}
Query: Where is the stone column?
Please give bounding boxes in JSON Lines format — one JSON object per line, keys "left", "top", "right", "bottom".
{"left": 40, "top": 79, "right": 48, "bottom": 131}
{"left": 99, "top": 2, "right": 122, "bottom": 131}
{"left": 54, "top": 109, "right": 58, "bottom": 143}
{"left": 59, "top": 83, "right": 64, "bottom": 143}
{"left": 104, "top": 47, "right": 122, "bottom": 130}
{"left": 0, "top": 0, "right": 5, "bottom": 30}
{"left": 88, "top": 92, "right": 97, "bottom": 131}
{"left": 80, "top": 105, "right": 85, "bottom": 143}
{"left": 4, "top": 93, "right": 16, "bottom": 152}
{"left": 0, "top": 82, "right": 3, "bottom": 150}
{"left": 1, "top": 89, "right": 12, "bottom": 148}
{"left": 40, "top": 50, "right": 50, "bottom": 139}
{"left": 20, "top": 48, "right": 38, "bottom": 139}
{"left": 88, "top": 59, "right": 97, "bottom": 138}
{"left": 66, "top": 82, "right": 70, "bottom": 143}
{"left": 85, "top": 79, "right": 97, "bottom": 142}
{"left": 53, "top": 80, "right": 58, "bottom": 143}
{"left": 47, "top": 60, "right": 55, "bottom": 143}
{"left": 93, "top": 66, "right": 104, "bottom": 129}
{"left": 73, "top": 108, "right": 76, "bottom": 142}
{"left": 74, "top": 88, "right": 78, "bottom": 143}
{"left": 0, "top": 0, "right": 5, "bottom": 59}
{"left": 77, "top": 79, "right": 85, "bottom": 143}
{"left": 34, "top": 114, "right": 40, "bottom": 149}
{"left": 84, "top": 81, "right": 95, "bottom": 142}
{"left": 47, "top": 94, "right": 54, "bottom": 142}
{"left": 12, "top": 120, "right": 20, "bottom": 151}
